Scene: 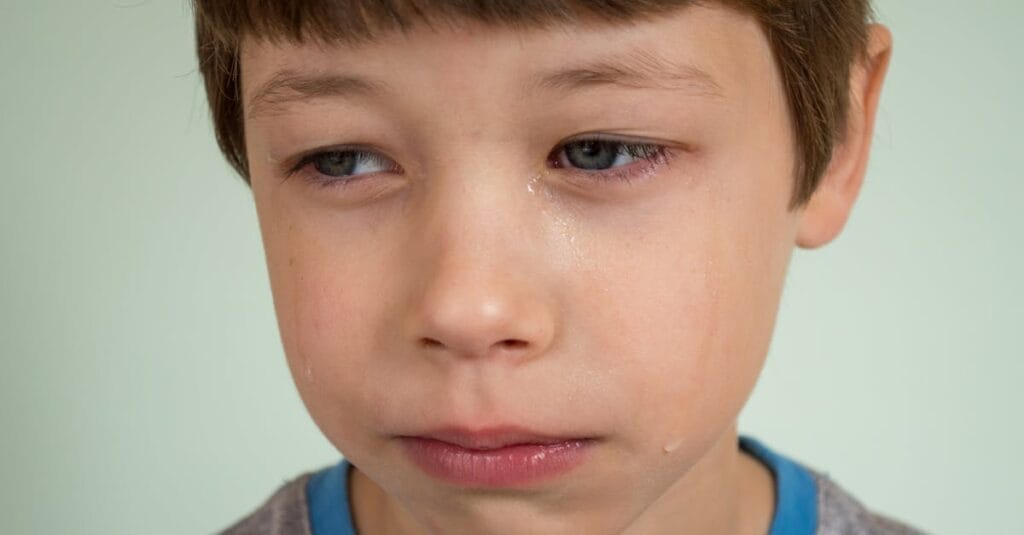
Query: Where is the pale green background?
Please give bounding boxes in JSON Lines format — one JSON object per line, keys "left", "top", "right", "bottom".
{"left": 1, "top": 1, "right": 1020, "bottom": 533}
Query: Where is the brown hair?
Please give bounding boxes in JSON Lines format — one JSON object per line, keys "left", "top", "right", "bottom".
{"left": 193, "top": 0, "right": 872, "bottom": 207}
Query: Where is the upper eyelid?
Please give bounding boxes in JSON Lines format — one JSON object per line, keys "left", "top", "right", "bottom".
{"left": 557, "top": 133, "right": 662, "bottom": 147}
{"left": 553, "top": 139, "right": 667, "bottom": 162}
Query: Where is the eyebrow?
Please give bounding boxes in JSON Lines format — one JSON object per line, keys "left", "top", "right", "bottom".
{"left": 246, "top": 50, "right": 723, "bottom": 119}
{"left": 246, "top": 70, "right": 390, "bottom": 119}
{"left": 532, "top": 49, "right": 724, "bottom": 98}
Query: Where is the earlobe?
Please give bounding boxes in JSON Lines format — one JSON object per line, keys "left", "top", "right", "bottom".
{"left": 797, "top": 25, "right": 893, "bottom": 249}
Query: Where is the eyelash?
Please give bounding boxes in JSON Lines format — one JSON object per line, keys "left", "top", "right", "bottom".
{"left": 286, "top": 137, "right": 672, "bottom": 189}
{"left": 549, "top": 136, "right": 671, "bottom": 184}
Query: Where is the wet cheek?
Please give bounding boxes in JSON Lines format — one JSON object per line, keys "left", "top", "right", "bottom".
{"left": 695, "top": 230, "right": 792, "bottom": 416}
{"left": 589, "top": 230, "right": 770, "bottom": 445}
{"left": 267, "top": 239, "right": 376, "bottom": 402}
{"left": 276, "top": 260, "right": 394, "bottom": 456}
{"left": 576, "top": 241, "right": 724, "bottom": 416}
{"left": 252, "top": 183, "right": 402, "bottom": 457}
{"left": 650, "top": 278, "right": 729, "bottom": 418}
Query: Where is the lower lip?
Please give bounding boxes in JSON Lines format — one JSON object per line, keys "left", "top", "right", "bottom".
{"left": 401, "top": 437, "right": 593, "bottom": 487}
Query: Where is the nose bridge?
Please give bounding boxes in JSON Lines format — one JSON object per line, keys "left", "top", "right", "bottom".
{"left": 404, "top": 166, "right": 556, "bottom": 363}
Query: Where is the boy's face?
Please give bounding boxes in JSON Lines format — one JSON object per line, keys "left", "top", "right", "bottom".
{"left": 242, "top": 4, "right": 812, "bottom": 532}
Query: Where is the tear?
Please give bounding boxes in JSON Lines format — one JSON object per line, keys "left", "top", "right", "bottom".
{"left": 303, "top": 361, "right": 314, "bottom": 384}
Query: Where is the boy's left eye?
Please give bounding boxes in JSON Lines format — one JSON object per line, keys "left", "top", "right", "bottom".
{"left": 550, "top": 139, "right": 666, "bottom": 173}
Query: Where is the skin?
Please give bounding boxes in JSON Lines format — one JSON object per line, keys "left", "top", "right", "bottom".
{"left": 239, "top": 4, "right": 892, "bottom": 534}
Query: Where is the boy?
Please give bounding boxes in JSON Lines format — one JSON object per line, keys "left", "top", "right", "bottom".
{"left": 194, "top": 1, "right": 919, "bottom": 533}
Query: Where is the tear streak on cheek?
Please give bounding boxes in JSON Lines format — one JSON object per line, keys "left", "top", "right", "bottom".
{"left": 302, "top": 360, "right": 316, "bottom": 385}
{"left": 283, "top": 256, "right": 331, "bottom": 390}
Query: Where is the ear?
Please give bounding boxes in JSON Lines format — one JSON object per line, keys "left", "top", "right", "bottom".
{"left": 797, "top": 25, "right": 893, "bottom": 249}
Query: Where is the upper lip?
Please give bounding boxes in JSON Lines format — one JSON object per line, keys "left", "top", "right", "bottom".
{"left": 406, "top": 426, "right": 586, "bottom": 450}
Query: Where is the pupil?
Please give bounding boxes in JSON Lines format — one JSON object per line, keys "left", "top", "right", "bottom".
{"left": 314, "top": 152, "right": 357, "bottom": 177}
{"left": 565, "top": 141, "right": 618, "bottom": 170}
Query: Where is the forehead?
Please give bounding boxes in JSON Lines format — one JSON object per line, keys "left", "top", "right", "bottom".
{"left": 239, "top": 5, "right": 775, "bottom": 122}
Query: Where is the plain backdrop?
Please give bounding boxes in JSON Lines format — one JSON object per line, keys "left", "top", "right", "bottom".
{"left": 1, "top": 1, "right": 1021, "bottom": 533}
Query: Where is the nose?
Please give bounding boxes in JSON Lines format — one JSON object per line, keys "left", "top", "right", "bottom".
{"left": 402, "top": 180, "right": 557, "bottom": 364}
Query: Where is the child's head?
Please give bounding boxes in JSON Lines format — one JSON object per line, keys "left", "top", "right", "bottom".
{"left": 195, "top": 1, "right": 891, "bottom": 532}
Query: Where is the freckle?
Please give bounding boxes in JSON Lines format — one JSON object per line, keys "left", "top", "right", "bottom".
{"left": 289, "top": 257, "right": 295, "bottom": 267}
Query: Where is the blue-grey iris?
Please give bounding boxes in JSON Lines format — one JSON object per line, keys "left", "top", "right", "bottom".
{"left": 564, "top": 141, "right": 619, "bottom": 170}
{"left": 313, "top": 151, "right": 358, "bottom": 177}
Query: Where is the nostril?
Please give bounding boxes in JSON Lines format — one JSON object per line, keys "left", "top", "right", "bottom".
{"left": 499, "top": 339, "right": 529, "bottom": 350}
{"left": 420, "top": 338, "right": 445, "bottom": 349}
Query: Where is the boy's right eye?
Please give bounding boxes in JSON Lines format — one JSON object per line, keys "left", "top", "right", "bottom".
{"left": 289, "top": 148, "right": 399, "bottom": 188}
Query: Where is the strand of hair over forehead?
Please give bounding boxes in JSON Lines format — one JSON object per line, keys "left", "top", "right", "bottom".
{"left": 193, "top": 0, "right": 698, "bottom": 45}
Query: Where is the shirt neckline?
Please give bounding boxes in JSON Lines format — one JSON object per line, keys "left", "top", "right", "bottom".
{"left": 739, "top": 436, "right": 819, "bottom": 535}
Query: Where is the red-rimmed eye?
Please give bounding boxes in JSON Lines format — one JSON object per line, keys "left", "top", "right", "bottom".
{"left": 552, "top": 140, "right": 666, "bottom": 172}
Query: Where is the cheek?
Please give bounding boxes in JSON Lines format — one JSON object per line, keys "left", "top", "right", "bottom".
{"left": 278, "top": 256, "right": 363, "bottom": 386}
{"left": 254, "top": 193, "right": 389, "bottom": 442}
{"left": 577, "top": 176, "right": 796, "bottom": 448}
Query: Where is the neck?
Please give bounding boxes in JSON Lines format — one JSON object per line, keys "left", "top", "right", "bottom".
{"left": 621, "top": 425, "right": 775, "bottom": 535}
